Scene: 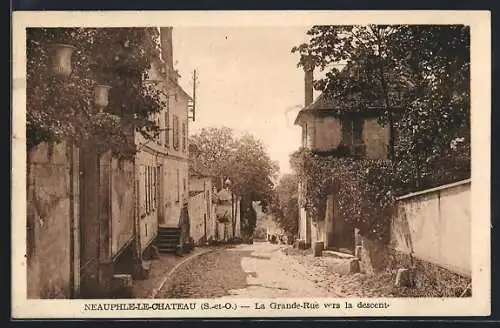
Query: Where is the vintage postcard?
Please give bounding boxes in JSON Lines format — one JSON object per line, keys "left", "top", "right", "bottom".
{"left": 12, "top": 10, "right": 491, "bottom": 318}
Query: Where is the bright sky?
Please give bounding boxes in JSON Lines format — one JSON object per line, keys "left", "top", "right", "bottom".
{"left": 172, "top": 26, "right": 318, "bottom": 175}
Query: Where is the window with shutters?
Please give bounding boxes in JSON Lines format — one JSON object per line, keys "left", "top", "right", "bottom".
{"left": 145, "top": 166, "right": 149, "bottom": 214}
{"left": 173, "top": 115, "right": 180, "bottom": 150}
{"left": 155, "top": 114, "right": 161, "bottom": 144}
{"left": 144, "top": 165, "right": 158, "bottom": 214}
{"left": 164, "top": 96, "right": 170, "bottom": 148}
{"left": 182, "top": 121, "right": 187, "bottom": 153}
{"left": 341, "top": 118, "right": 365, "bottom": 157}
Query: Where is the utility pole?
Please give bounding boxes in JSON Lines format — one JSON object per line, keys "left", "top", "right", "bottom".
{"left": 190, "top": 69, "right": 197, "bottom": 122}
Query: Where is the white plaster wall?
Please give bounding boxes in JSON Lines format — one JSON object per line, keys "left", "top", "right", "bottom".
{"left": 390, "top": 181, "right": 471, "bottom": 276}
{"left": 312, "top": 116, "right": 342, "bottom": 151}
{"left": 188, "top": 192, "right": 206, "bottom": 244}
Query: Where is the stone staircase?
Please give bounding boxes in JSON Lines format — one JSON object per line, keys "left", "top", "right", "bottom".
{"left": 156, "top": 227, "right": 182, "bottom": 254}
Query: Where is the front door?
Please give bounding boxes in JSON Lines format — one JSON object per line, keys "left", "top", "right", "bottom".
{"left": 327, "top": 192, "right": 355, "bottom": 254}
{"left": 78, "top": 144, "right": 100, "bottom": 298}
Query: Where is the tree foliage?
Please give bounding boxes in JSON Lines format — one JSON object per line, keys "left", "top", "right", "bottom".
{"left": 189, "top": 127, "right": 279, "bottom": 234}
{"left": 271, "top": 173, "right": 299, "bottom": 235}
{"left": 292, "top": 25, "right": 470, "bottom": 193}
{"left": 289, "top": 25, "right": 470, "bottom": 242}
{"left": 27, "top": 27, "right": 167, "bottom": 158}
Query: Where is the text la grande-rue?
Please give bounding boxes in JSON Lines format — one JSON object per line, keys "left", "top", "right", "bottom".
{"left": 254, "top": 301, "right": 390, "bottom": 310}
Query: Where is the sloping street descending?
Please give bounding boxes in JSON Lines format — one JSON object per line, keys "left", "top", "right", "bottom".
{"left": 155, "top": 242, "right": 332, "bottom": 299}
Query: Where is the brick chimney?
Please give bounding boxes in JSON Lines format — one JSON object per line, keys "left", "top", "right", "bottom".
{"left": 159, "top": 27, "right": 175, "bottom": 78}
{"left": 304, "top": 64, "right": 314, "bottom": 107}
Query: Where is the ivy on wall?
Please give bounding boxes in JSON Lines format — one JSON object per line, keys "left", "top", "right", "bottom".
{"left": 27, "top": 27, "right": 167, "bottom": 158}
{"left": 291, "top": 148, "right": 395, "bottom": 242}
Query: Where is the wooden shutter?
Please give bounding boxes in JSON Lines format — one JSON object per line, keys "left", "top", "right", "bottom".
{"left": 164, "top": 96, "right": 170, "bottom": 148}
{"left": 182, "top": 122, "right": 187, "bottom": 152}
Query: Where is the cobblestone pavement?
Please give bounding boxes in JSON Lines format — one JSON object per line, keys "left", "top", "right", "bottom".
{"left": 156, "top": 242, "right": 332, "bottom": 298}
{"left": 132, "top": 247, "right": 210, "bottom": 298}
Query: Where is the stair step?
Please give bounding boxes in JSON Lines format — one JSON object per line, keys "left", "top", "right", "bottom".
{"left": 157, "top": 243, "right": 179, "bottom": 247}
{"left": 322, "top": 250, "right": 356, "bottom": 260}
{"left": 158, "top": 247, "right": 177, "bottom": 252}
{"left": 157, "top": 236, "right": 180, "bottom": 240}
{"left": 157, "top": 239, "right": 180, "bottom": 244}
{"left": 157, "top": 240, "right": 179, "bottom": 244}
{"left": 157, "top": 233, "right": 181, "bottom": 237}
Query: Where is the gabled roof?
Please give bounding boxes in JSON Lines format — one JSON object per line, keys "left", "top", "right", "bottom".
{"left": 294, "top": 93, "right": 397, "bottom": 125}
{"left": 294, "top": 62, "right": 404, "bottom": 125}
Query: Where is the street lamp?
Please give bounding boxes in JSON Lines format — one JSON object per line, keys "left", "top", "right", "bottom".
{"left": 49, "top": 43, "right": 77, "bottom": 78}
{"left": 94, "top": 84, "right": 112, "bottom": 111}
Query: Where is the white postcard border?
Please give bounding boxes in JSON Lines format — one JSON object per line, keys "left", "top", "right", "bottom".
{"left": 11, "top": 10, "right": 491, "bottom": 318}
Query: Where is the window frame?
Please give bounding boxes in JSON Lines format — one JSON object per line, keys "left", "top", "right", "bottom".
{"left": 173, "top": 114, "right": 180, "bottom": 151}
{"left": 164, "top": 95, "right": 170, "bottom": 148}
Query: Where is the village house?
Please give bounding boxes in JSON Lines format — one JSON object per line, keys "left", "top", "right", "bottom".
{"left": 187, "top": 160, "right": 217, "bottom": 245}
{"left": 150, "top": 27, "right": 193, "bottom": 256}
{"left": 26, "top": 27, "right": 193, "bottom": 299}
{"left": 293, "top": 61, "right": 471, "bottom": 285}
{"left": 294, "top": 62, "right": 392, "bottom": 255}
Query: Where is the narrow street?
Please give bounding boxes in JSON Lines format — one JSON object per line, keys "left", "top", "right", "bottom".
{"left": 156, "top": 242, "right": 332, "bottom": 299}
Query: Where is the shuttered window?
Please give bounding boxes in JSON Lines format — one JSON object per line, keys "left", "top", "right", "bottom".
{"left": 164, "top": 96, "right": 170, "bottom": 148}
{"left": 173, "top": 115, "right": 180, "bottom": 150}
{"left": 182, "top": 122, "right": 187, "bottom": 153}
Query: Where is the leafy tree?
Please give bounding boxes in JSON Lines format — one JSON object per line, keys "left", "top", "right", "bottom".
{"left": 292, "top": 24, "right": 470, "bottom": 192}
{"left": 27, "top": 28, "right": 166, "bottom": 158}
{"left": 188, "top": 126, "right": 236, "bottom": 190}
{"left": 229, "top": 133, "right": 279, "bottom": 235}
{"left": 272, "top": 173, "right": 299, "bottom": 236}
{"left": 189, "top": 127, "right": 279, "bottom": 235}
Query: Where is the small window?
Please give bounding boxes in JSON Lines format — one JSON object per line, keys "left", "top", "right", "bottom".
{"left": 145, "top": 166, "right": 149, "bottom": 213}
{"left": 302, "top": 123, "right": 308, "bottom": 147}
{"left": 152, "top": 167, "right": 156, "bottom": 210}
{"left": 353, "top": 119, "right": 363, "bottom": 144}
{"left": 182, "top": 122, "right": 187, "bottom": 153}
{"left": 164, "top": 98, "right": 170, "bottom": 148}
{"left": 173, "top": 115, "right": 180, "bottom": 150}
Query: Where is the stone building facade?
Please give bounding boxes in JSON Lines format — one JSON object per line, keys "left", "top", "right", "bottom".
{"left": 294, "top": 65, "right": 391, "bottom": 253}
{"left": 25, "top": 27, "right": 192, "bottom": 299}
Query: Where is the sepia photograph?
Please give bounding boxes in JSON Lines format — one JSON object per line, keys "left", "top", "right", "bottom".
{"left": 12, "top": 11, "right": 490, "bottom": 318}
